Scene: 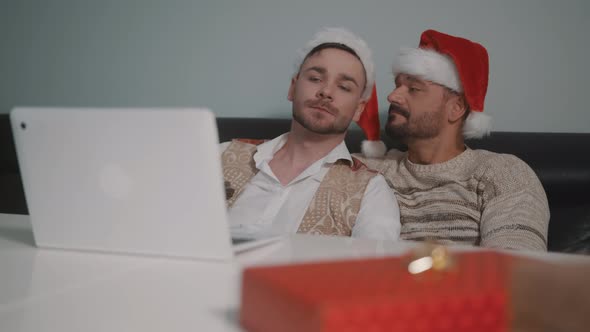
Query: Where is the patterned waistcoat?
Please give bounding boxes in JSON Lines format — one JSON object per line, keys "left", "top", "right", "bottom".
{"left": 222, "top": 140, "right": 377, "bottom": 236}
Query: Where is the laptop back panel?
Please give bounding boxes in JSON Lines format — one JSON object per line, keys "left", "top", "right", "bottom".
{"left": 11, "top": 107, "right": 233, "bottom": 260}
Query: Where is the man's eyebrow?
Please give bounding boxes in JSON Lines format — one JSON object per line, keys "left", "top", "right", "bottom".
{"left": 405, "top": 75, "right": 427, "bottom": 86}
{"left": 304, "top": 66, "right": 326, "bottom": 74}
{"left": 338, "top": 73, "right": 359, "bottom": 87}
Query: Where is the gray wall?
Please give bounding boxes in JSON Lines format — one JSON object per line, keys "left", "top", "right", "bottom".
{"left": 2, "top": 0, "right": 589, "bottom": 133}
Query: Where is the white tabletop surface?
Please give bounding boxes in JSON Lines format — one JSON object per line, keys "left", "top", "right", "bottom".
{"left": 1, "top": 213, "right": 588, "bottom": 331}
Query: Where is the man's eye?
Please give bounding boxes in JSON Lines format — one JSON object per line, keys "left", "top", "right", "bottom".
{"left": 308, "top": 76, "right": 321, "bottom": 82}
{"left": 339, "top": 85, "right": 352, "bottom": 92}
{"left": 409, "top": 87, "right": 421, "bottom": 93}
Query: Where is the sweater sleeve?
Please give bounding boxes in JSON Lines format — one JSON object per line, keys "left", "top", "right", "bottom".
{"left": 478, "top": 154, "right": 549, "bottom": 251}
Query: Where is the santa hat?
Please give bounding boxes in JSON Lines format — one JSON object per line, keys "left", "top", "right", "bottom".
{"left": 393, "top": 29, "right": 491, "bottom": 139}
{"left": 295, "top": 27, "right": 386, "bottom": 157}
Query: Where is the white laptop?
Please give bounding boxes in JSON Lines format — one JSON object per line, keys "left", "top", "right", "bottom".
{"left": 10, "top": 107, "right": 280, "bottom": 260}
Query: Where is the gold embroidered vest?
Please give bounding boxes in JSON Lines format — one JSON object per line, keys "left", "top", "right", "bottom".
{"left": 222, "top": 140, "right": 377, "bottom": 236}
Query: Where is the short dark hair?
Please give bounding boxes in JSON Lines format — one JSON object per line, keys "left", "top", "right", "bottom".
{"left": 303, "top": 42, "right": 361, "bottom": 64}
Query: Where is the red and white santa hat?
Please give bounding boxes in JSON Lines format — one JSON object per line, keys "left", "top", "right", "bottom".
{"left": 295, "top": 27, "right": 386, "bottom": 158}
{"left": 393, "top": 29, "right": 492, "bottom": 139}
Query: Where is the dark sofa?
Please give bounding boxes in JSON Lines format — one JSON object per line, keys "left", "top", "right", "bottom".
{"left": 1, "top": 115, "right": 589, "bottom": 253}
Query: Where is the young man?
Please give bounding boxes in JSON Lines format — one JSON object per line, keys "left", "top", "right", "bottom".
{"left": 358, "top": 30, "right": 549, "bottom": 250}
{"left": 220, "top": 28, "right": 400, "bottom": 240}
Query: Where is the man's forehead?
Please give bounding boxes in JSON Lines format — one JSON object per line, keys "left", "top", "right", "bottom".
{"left": 301, "top": 49, "right": 366, "bottom": 85}
{"left": 395, "top": 73, "right": 427, "bottom": 84}
{"left": 395, "top": 73, "right": 459, "bottom": 96}
{"left": 302, "top": 48, "right": 364, "bottom": 70}
{"left": 397, "top": 74, "right": 453, "bottom": 91}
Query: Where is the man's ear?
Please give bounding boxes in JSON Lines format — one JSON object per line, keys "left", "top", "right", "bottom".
{"left": 353, "top": 99, "right": 368, "bottom": 122}
{"left": 287, "top": 75, "right": 298, "bottom": 102}
{"left": 447, "top": 94, "right": 467, "bottom": 123}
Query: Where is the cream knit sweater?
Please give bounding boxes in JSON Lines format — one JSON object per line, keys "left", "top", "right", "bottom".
{"left": 356, "top": 148, "right": 549, "bottom": 251}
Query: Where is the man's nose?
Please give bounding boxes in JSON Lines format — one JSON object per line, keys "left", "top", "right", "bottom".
{"left": 387, "top": 87, "right": 404, "bottom": 105}
{"left": 316, "top": 83, "right": 333, "bottom": 100}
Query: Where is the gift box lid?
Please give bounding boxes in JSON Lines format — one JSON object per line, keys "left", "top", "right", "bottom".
{"left": 240, "top": 251, "right": 512, "bottom": 332}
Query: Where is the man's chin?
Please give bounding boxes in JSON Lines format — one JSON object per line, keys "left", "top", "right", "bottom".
{"left": 295, "top": 119, "right": 347, "bottom": 135}
{"left": 385, "top": 124, "right": 409, "bottom": 140}
{"left": 303, "top": 124, "right": 346, "bottom": 135}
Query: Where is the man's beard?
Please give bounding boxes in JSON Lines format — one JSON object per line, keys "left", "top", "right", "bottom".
{"left": 384, "top": 103, "right": 444, "bottom": 140}
{"left": 292, "top": 99, "right": 350, "bottom": 135}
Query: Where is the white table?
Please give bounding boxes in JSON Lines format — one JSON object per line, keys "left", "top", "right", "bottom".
{"left": 1, "top": 213, "right": 588, "bottom": 331}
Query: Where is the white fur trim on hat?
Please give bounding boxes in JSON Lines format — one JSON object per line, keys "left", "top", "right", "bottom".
{"left": 463, "top": 111, "right": 492, "bottom": 139}
{"left": 294, "top": 27, "right": 375, "bottom": 100}
{"left": 393, "top": 47, "right": 463, "bottom": 92}
{"left": 361, "top": 140, "right": 387, "bottom": 158}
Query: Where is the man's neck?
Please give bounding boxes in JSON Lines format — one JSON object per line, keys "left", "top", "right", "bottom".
{"left": 268, "top": 121, "right": 346, "bottom": 185}
{"left": 406, "top": 131, "right": 465, "bottom": 165}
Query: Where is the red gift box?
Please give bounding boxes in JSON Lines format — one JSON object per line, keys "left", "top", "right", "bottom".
{"left": 240, "top": 251, "right": 512, "bottom": 332}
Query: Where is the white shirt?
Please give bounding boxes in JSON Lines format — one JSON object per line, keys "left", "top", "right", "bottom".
{"left": 220, "top": 134, "right": 401, "bottom": 241}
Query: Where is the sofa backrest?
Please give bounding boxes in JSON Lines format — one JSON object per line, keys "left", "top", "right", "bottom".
{"left": 1, "top": 114, "right": 589, "bottom": 253}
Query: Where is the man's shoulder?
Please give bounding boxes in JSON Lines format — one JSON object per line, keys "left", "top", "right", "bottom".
{"left": 470, "top": 149, "right": 544, "bottom": 194}
{"left": 349, "top": 156, "right": 377, "bottom": 173}
{"left": 352, "top": 149, "right": 406, "bottom": 173}
{"left": 470, "top": 149, "right": 534, "bottom": 175}
{"left": 220, "top": 138, "right": 271, "bottom": 154}
{"left": 331, "top": 158, "right": 379, "bottom": 181}
{"left": 227, "top": 138, "right": 267, "bottom": 147}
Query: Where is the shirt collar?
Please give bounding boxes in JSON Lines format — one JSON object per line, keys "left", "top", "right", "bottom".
{"left": 253, "top": 133, "right": 353, "bottom": 170}
{"left": 323, "top": 139, "right": 353, "bottom": 165}
{"left": 253, "top": 133, "right": 289, "bottom": 169}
